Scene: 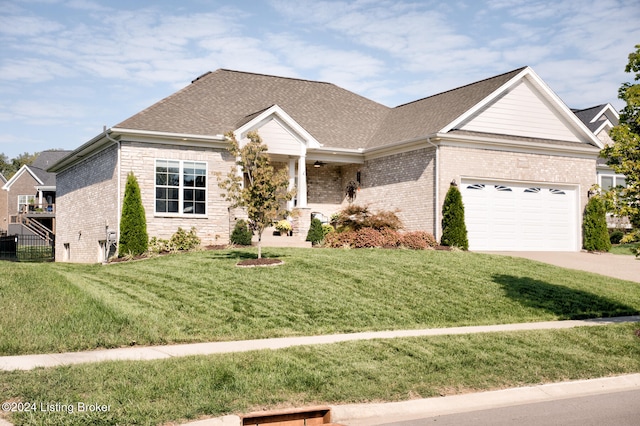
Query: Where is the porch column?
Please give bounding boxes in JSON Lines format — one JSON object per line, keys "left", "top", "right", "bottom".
{"left": 297, "top": 155, "right": 307, "bottom": 208}
{"left": 288, "top": 158, "right": 296, "bottom": 210}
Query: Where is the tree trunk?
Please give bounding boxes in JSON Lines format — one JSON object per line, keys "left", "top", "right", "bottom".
{"left": 257, "top": 231, "right": 262, "bottom": 259}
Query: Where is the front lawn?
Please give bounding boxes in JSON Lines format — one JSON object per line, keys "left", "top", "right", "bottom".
{"left": 610, "top": 242, "right": 640, "bottom": 256}
{"left": 1, "top": 324, "right": 639, "bottom": 426}
{"left": 1, "top": 248, "right": 639, "bottom": 356}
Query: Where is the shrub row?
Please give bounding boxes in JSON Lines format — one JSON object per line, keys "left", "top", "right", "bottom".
{"left": 149, "top": 227, "right": 201, "bottom": 254}
{"left": 324, "top": 228, "right": 437, "bottom": 250}
{"left": 333, "top": 205, "right": 403, "bottom": 231}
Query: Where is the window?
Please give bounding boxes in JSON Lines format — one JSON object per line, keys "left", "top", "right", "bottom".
{"left": 155, "top": 160, "right": 207, "bottom": 215}
{"left": 466, "top": 184, "right": 485, "bottom": 190}
{"left": 17, "top": 195, "right": 36, "bottom": 212}
{"left": 549, "top": 189, "right": 566, "bottom": 195}
{"left": 599, "top": 174, "right": 626, "bottom": 191}
{"left": 524, "top": 188, "right": 540, "bottom": 193}
{"left": 495, "top": 185, "right": 512, "bottom": 192}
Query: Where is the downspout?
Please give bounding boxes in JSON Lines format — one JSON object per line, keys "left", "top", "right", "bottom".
{"left": 425, "top": 137, "right": 439, "bottom": 241}
{"left": 103, "top": 127, "right": 121, "bottom": 255}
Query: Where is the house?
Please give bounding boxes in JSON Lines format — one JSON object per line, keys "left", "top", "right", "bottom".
{"left": 49, "top": 66, "right": 604, "bottom": 263}
{"left": 1, "top": 150, "right": 71, "bottom": 239}
{"left": 572, "top": 104, "right": 629, "bottom": 229}
{"left": 0, "top": 173, "right": 7, "bottom": 235}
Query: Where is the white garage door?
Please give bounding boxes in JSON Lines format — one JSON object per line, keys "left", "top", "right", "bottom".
{"left": 461, "top": 180, "right": 578, "bottom": 251}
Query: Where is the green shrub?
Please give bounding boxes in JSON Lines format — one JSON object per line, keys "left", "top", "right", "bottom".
{"left": 148, "top": 237, "right": 171, "bottom": 254}
{"left": 119, "top": 172, "right": 148, "bottom": 257}
{"left": 582, "top": 196, "right": 611, "bottom": 252}
{"left": 170, "top": 227, "right": 201, "bottom": 251}
{"left": 609, "top": 229, "right": 625, "bottom": 245}
{"left": 231, "top": 219, "right": 253, "bottom": 246}
{"left": 440, "top": 185, "right": 468, "bottom": 250}
{"left": 306, "top": 218, "right": 325, "bottom": 245}
{"left": 321, "top": 224, "right": 334, "bottom": 238}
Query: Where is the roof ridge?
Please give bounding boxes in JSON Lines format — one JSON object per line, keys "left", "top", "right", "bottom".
{"left": 571, "top": 104, "right": 607, "bottom": 113}
{"left": 195, "top": 68, "right": 335, "bottom": 86}
{"left": 394, "top": 66, "right": 528, "bottom": 109}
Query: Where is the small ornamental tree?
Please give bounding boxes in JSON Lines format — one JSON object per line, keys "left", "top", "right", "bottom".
{"left": 441, "top": 183, "right": 469, "bottom": 250}
{"left": 582, "top": 195, "right": 612, "bottom": 252}
{"left": 218, "top": 131, "right": 294, "bottom": 259}
{"left": 600, "top": 44, "right": 640, "bottom": 230}
{"left": 119, "top": 172, "right": 148, "bottom": 257}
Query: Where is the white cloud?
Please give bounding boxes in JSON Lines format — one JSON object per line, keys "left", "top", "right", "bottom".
{"left": 0, "top": 58, "right": 75, "bottom": 82}
{"left": 0, "top": 14, "right": 64, "bottom": 36}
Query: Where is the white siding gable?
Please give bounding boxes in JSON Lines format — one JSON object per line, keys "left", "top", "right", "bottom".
{"left": 250, "top": 117, "right": 305, "bottom": 156}
{"left": 458, "top": 79, "right": 582, "bottom": 143}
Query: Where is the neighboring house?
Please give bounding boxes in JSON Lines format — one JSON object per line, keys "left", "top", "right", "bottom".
{"left": 50, "top": 66, "right": 604, "bottom": 263}
{"left": 572, "top": 104, "right": 629, "bottom": 229}
{"left": 1, "top": 150, "right": 71, "bottom": 239}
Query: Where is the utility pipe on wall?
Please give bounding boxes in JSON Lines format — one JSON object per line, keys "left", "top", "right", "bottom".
{"left": 103, "top": 127, "right": 121, "bottom": 251}
{"left": 425, "top": 136, "right": 439, "bottom": 241}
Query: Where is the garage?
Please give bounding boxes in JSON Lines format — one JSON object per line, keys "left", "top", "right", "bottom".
{"left": 461, "top": 179, "right": 579, "bottom": 251}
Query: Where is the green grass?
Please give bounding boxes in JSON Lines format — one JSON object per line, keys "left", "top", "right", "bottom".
{"left": 1, "top": 248, "right": 639, "bottom": 356}
{"left": 610, "top": 242, "right": 640, "bottom": 256}
{"left": 1, "top": 324, "right": 639, "bottom": 426}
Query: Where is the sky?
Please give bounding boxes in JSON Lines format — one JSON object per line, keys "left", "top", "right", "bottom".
{"left": 1, "top": 0, "right": 639, "bottom": 160}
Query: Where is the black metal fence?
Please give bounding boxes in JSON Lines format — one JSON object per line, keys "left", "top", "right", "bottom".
{"left": 0, "top": 235, "right": 55, "bottom": 262}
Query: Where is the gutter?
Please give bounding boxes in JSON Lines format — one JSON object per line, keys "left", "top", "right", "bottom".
{"left": 425, "top": 137, "right": 439, "bottom": 241}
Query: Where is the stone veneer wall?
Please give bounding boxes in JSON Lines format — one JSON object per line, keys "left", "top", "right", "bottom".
{"left": 55, "top": 144, "right": 119, "bottom": 263}
{"left": 437, "top": 144, "right": 596, "bottom": 240}
{"left": 120, "top": 142, "right": 234, "bottom": 247}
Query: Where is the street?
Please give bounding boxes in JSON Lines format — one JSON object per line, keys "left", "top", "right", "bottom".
{"left": 376, "top": 389, "right": 640, "bottom": 426}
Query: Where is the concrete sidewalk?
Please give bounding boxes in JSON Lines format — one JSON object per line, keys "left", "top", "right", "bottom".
{"left": 1, "top": 316, "right": 638, "bottom": 371}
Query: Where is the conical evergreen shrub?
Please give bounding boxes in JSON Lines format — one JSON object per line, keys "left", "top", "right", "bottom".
{"left": 119, "top": 172, "right": 148, "bottom": 257}
{"left": 230, "top": 219, "right": 253, "bottom": 246}
{"left": 441, "top": 184, "right": 469, "bottom": 250}
{"left": 582, "top": 196, "right": 611, "bottom": 252}
{"left": 306, "top": 217, "right": 325, "bottom": 245}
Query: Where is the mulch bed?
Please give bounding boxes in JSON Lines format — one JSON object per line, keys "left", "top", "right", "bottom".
{"left": 236, "top": 258, "right": 284, "bottom": 268}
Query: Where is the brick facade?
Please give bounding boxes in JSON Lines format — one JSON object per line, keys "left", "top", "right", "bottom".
{"left": 0, "top": 177, "right": 8, "bottom": 234}
{"left": 55, "top": 145, "right": 119, "bottom": 263}
{"left": 438, "top": 144, "right": 595, "bottom": 238}
{"left": 120, "top": 142, "right": 233, "bottom": 248}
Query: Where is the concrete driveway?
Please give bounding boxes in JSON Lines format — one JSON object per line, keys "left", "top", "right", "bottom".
{"left": 485, "top": 251, "right": 640, "bottom": 283}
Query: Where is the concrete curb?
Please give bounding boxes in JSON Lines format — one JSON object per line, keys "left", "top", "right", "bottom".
{"left": 331, "top": 374, "right": 640, "bottom": 425}
{"left": 1, "top": 316, "right": 638, "bottom": 371}
{"left": 177, "top": 374, "right": 640, "bottom": 426}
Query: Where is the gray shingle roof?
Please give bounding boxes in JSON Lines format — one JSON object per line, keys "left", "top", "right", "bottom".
{"left": 572, "top": 105, "right": 619, "bottom": 133}
{"left": 116, "top": 69, "right": 390, "bottom": 149}
{"left": 115, "top": 66, "right": 589, "bottom": 152}
{"left": 32, "top": 150, "right": 72, "bottom": 171}
{"left": 367, "top": 67, "right": 526, "bottom": 149}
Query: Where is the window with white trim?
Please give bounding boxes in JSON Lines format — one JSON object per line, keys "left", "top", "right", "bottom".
{"left": 155, "top": 160, "right": 207, "bottom": 215}
{"left": 17, "top": 195, "right": 36, "bottom": 212}
{"left": 599, "top": 173, "right": 626, "bottom": 191}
